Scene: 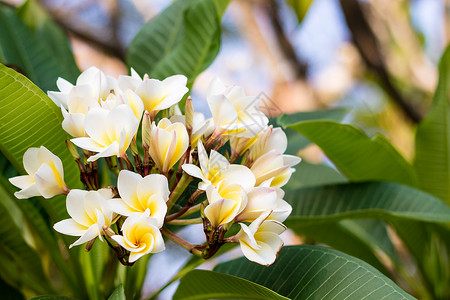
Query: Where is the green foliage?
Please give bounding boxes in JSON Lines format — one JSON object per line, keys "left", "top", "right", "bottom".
{"left": 276, "top": 107, "right": 350, "bottom": 153}
{"left": 287, "top": 121, "right": 417, "bottom": 186}
{"left": 212, "top": 245, "right": 414, "bottom": 300}
{"left": 174, "top": 270, "right": 289, "bottom": 300}
{"left": 107, "top": 285, "right": 125, "bottom": 300}
{"left": 286, "top": 0, "right": 315, "bottom": 23}
{"left": 0, "top": 2, "right": 79, "bottom": 91}
{"left": 414, "top": 44, "right": 450, "bottom": 204}
{"left": 127, "top": 0, "right": 230, "bottom": 92}
{"left": 285, "top": 181, "right": 450, "bottom": 225}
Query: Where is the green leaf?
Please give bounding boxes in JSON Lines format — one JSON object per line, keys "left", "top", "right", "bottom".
{"left": 284, "top": 161, "right": 347, "bottom": 190}
{"left": 107, "top": 285, "right": 125, "bottom": 300}
{"left": 0, "top": 180, "right": 53, "bottom": 294}
{"left": 214, "top": 245, "right": 414, "bottom": 299}
{"left": 284, "top": 182, "right": 450, "bottom": 226}
{"left": 0, "top": 276, "right": 25, "bottom": 300}
{"left": 0, "top": 64, "right": 82, "bottom": 220}
{"left": 414, "top": 44, "right": 450, "bottom": 204}
{"left": 0, "top": 4, "right": 79, "bottom": 91}
{"left": 288, "top": 120, "right": 417, "bottom": 186}
{"left": 277, "top": 107, "right": 350, "bottom": 154}
{"left": 173, "top": 270, "right": 289, "bottom": 300}
{"left": 127, "top": 0, "right": 230, "bottom": 91}
{"left": 292, "top": 221, "right": 392, "bottom": 276}
{"left": 28, "top": 296, "right": 72, "bottom": 300}
{"left": 286, "top": 0, "right": 315, "bottom": 23}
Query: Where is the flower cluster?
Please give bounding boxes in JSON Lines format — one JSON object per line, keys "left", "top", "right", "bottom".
{"left": 9, "top": 67, "right": 300, "bottom": 266}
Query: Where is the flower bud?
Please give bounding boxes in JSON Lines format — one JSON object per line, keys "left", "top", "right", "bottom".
{"left": 185, "top": 96, "right": 194, "bottom": 133}
{"left": 142, "top": 111, "right": 151, "bottom": 150}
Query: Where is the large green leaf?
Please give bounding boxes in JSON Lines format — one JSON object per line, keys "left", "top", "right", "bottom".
{"left": 0, "top": 64, "right": 81, "bottom": 219}
{"left": 276, "top": 107, "right": 350, "bottom": 154}
{"left": 287, "top": 120, "right": 417, "bottom": 186}
{"left": 284, "top": 161, "right": 347, "bottom": 190}
{"left": 127, "top": 0, "right": 229, "bottom": 90}
{"left": 284, "top": 182, "right": 450, "bottom": 226}
{"left": 0, "top": 180, "right": 53, "bottom": 294}
{"left": 107, "top": 285, "right": 125, "bottom": 300}
{"left": 213, "top": 245, "right": 414, "bottom": 299}
{"left": 173, "top": 270, "right": 289, "bottom": 300}
{"left": 414, "top": 45, "right": 450, "bottom": 204}
{"left": 0, "top": 4, "right": 79, "bottom": 91}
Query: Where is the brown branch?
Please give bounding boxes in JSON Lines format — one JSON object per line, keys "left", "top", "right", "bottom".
{"left": 265, "top": 0, "right": 308, "bottom": 79}
{"left": 339, "top": 0, "right": 422, "bottom": 123}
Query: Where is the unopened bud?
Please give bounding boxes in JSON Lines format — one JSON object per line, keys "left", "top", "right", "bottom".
{"left": 185, "top": 96, "right": 194, "bottom": 133}
{"left": 130, "top": 137, "right": 139, "bottom": 156}
{"left": 143, "top": 73, "right": 150, "bottom": 80}
{"left": 142, "top": 111, "right": 151, "bottom": 150}
{"left": 102, "top": 225, "right": 116, "bottom": 238}
{"left": 65, "top": 139, "right": 80, "bottom": 160}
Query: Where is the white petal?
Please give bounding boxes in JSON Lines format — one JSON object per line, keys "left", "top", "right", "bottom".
{"left": 34, "top": 164, "right": 65, "bottom": 198}
{"left": 53, "top": 219, "right": 87, "bottom": 236}
{"left": 71, "top": 137, "right": 106, "bottom": 153}
{"left": 206, "top": 77, "right": 227, "bottom": 98}
{"left": 208, "top": 94, "right": 238, "bottom": 128}
{"left": 182, "top": 164, "right": 206, "bottom": 182}
{"left": 138, "top": 174, "right": 169, "bottom": 202}
{"left": 62, "top": 112, "right": 86, "bottom": 137}
{"left": 117, "top": 170, "right": 142, "bottom": 207}
{"left": 13, "top": 183, "right": 40, "bottom": 199}
{"left": 66, "top": 189, "right": 91, "bottom": 227}
{"left": 22, "top": 147, "right": 40, "bottom": 175}
{"left": 204, "top": 198, "right": 238, "bottom": 227}
{"left": 9, "top": 175, "right": 34, "bottom": 190}
{"left": 69, "top": 225, "right": 99, "bottom": 248}
{"left": 109, "top": 199, "right": 137, "bottom": 216}
{"left": 83, "top": 107, "right": 111, "bottom": 145}
{"left": 213, "top": 165, "right": 255, "bottom": 192}
{"left": 87, "top": 142, "right": 119, "bottom": 162}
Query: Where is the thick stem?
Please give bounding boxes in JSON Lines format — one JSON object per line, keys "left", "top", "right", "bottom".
{"left": 165, "top": 189, "right": 204, "bottom": 222}
{"left": 161, "top": 227, "right": 203, "bottom": 256}
{"left": 167, "top": 218, "right": 203, "bottom": 225}
{"left": 167, "top": 173, "right": 193, "bottom": 211}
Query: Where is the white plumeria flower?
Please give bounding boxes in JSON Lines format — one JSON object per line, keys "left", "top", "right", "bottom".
{"left": 121, "top": 72, "right": 188, "bottom": 114}
{"left": 248, "top": 126, "right": 287, "bottom": 162}
{"left": 48, "top": 67, "right": 118, "bottom": 137}
{"left": 100, "top": 90, "right": 144, "bottom": 122}
{"left": 9, "top": 146, "right": 68, "bottom": 199}
{"left": 170, "top": 112, "right": 214, "bottom": 147}
{"left": 207, "top": 78, "right": 268, "bottom": 138}
{"left": 204, "top": 181, "right": 248, "bottom": 228}
{"left": 53, "top": 189, "right": 115, "bottom": 248}
{"left": 236, "top": 186, "right": 292, "bottom": 223}
{"left": 71, "top": 104, "right": 139, "bottom": 162}
{"left": 236, "top": 210, "right": 286, "bottom": 266}
{"left": 251, "top": 150, "right": 301, "bottom": 187}
{"left": 111, "top": 210, "right": 165, "bottom": 263}
{"left": 182, "top": 141, "right": 255, "bottom": 191}
{"left": 109, "top": 170, "right": 169, "bottom": 227}
{"left": 149, "top": 118, "right": 189, "bottom": 173}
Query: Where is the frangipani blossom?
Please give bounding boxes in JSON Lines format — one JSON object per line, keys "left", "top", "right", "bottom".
{"left": 204, "top": 181, "right": 248, "bottom": 227}
{"left": 248, "top": 126, "right": 287, "bottom": 162}
{"left": 111, "top": 210, "right": 165, "bottom": 263}
{"left": 48, "top": 67, "right": 118, "bottom": 137}
{"left": 71, "top": 104, "right": 139, "bottom": 162}
{"left": 53, "top": 189, "right": 115, "bottom": 248}
{"left": 207, "top": 78, "right": 268, "bottom": 138}
{"left": 100, "top": 90, "right": 144, "bottom": 122}
{"left": 110, "top": 170, "right": 169, "bottom": 227}
{"left": 170, "top": 112, "right": 214, "bottom": 147}
{"left": 251, "top": 150, "right": 301, "bottom": 187}
{"left": 236, "top": 210, "right": 286, "bottom": 266}
{"left": 149, "top": 118, "right": 189, "bottom": 173}
{"left": 9, "top": 146, "right": 68, "bottom": 199}
{"left": 236, "top": 186, "right": 292, "bottom": 223}
{"left": 182, "top": 141, "right": 255, "bottom": 191}
{"left": 122, "top": 72, "right": 188, "bottom": 113}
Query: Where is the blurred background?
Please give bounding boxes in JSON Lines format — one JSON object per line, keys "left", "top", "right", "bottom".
{"left": 1, "top": 0, "right": 448, "bottom": 298}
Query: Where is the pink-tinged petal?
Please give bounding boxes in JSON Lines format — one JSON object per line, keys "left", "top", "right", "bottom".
{"left": 270, "top": 168, "right": 294, "bottom": 188}
{"left": 34, "top": 164, "right": 65, "bottom": 198}
{"left": 207, "top": 94, "right": 238, "bottom": 128}
{"left": 66, "top": 189, "right": 91, "bottom": 227}
{"left": 284, "top": 155, "right": 301, "bottom": 167}
{"left": 117, "top": 170, "right": 142, "bottom": 208}
{"left": 14, "top": 183, "right": 40, "bottom": 199}
{"left": 237, "top": 187, "right": 277, "bottom": 222}
{"left": 53, "top": 219, "right": 87, "bottom": 236}
{"left": 9, "top": 175, "right": 34, "bottom": 190}
{"left": 87, "top": 142, "right": 119, "bottom": 162}
{"left": 22, "top": 147, "right": 40, "bottom": 175}
{"left": 182, "top": 164, "right": 206, "bottom": 182}
{"left": 162, "top": 130, "right": 178, "bottom": 172}
{"left": 149, "top": 126, "right": 173, "bottom": 171}
{"left": 69, "top": 225, "right": 99, "bottom": 248}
